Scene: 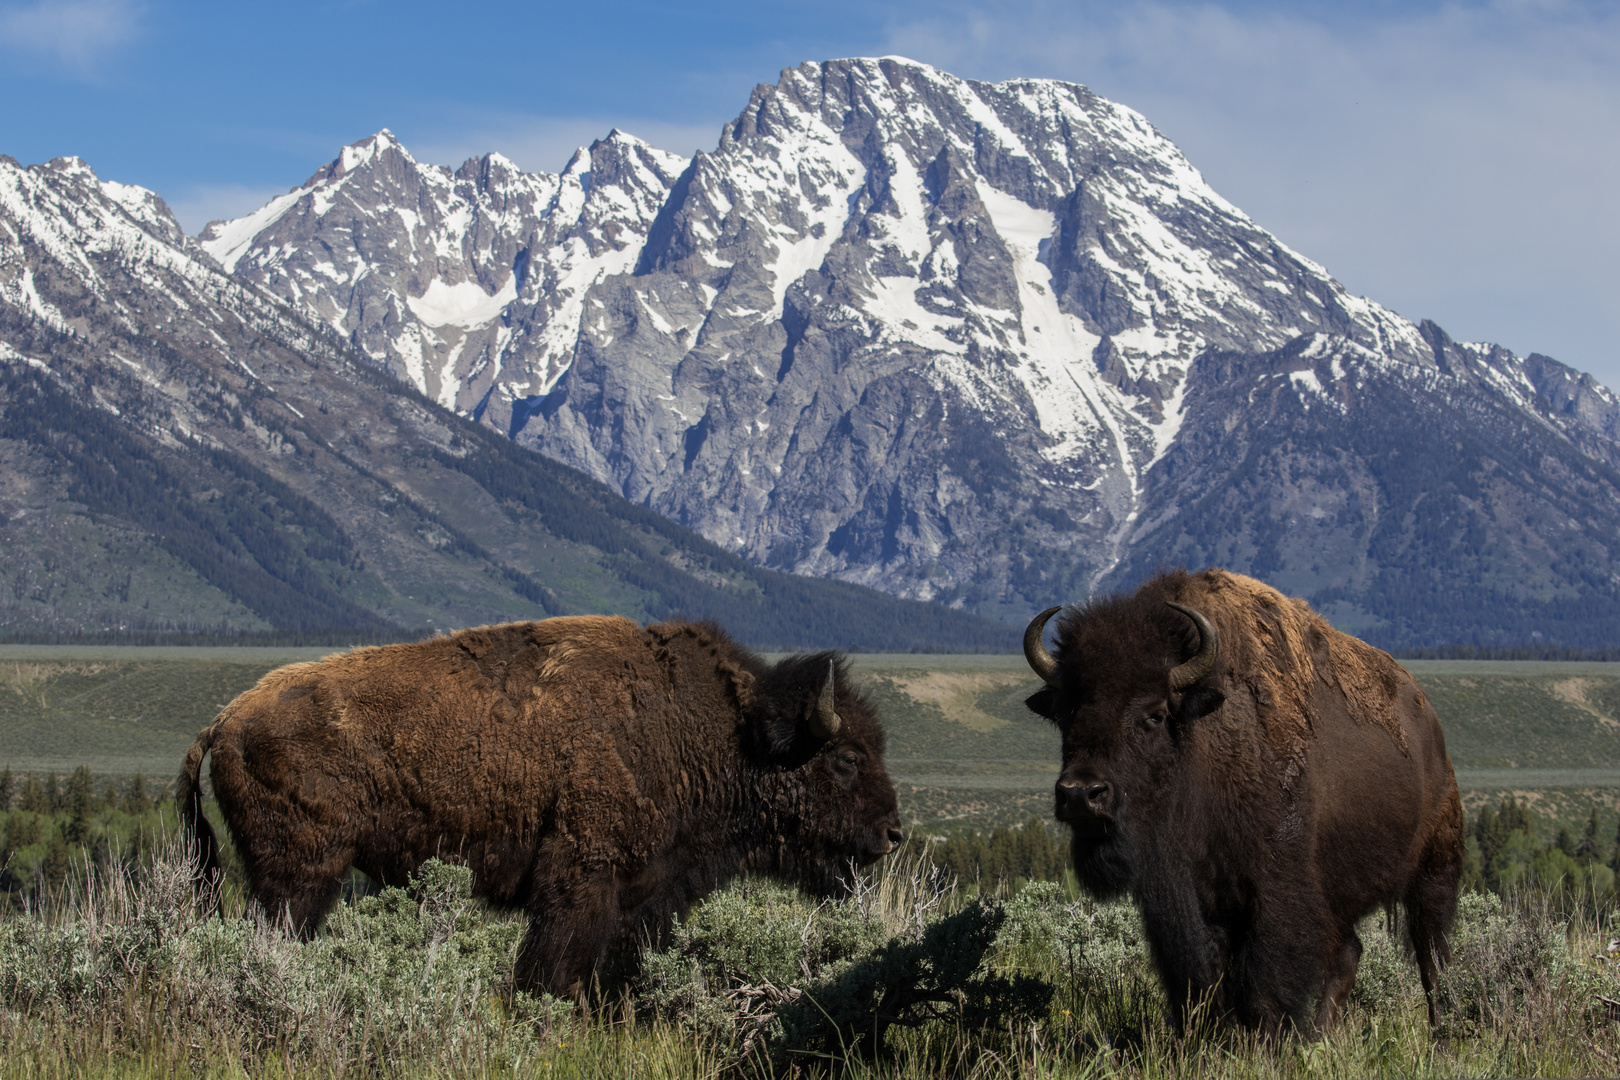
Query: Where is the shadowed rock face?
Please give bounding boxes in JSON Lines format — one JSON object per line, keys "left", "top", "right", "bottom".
{"left": 98, "top": 58, "right": 1620, "bottom": 645}
{"left": 0, "top": 149, "right": 1016, "bottom": 649}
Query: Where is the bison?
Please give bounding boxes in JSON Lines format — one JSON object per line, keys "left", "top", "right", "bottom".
{"left": 178, "top": 616, "right": 903, "bottom": 997}
{"left": 1021, "top": 569, "right": 1463, "bottom": 1035}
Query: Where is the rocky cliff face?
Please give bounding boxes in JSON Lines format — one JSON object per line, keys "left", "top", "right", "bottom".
{"left": 176, "top": 58, "right": 1620, "bottom": 645}
{"left": 0, "top": 148, "right": 1013, "bottom": 649}
{"left": 199, "top": 129, "right": 687, "bottom": 423}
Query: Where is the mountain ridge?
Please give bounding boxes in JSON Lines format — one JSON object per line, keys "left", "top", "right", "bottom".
{"left": 8, "top": 56, "right": 1620, "bottom": 648}
{"left": 0, "top": 148, "right": 1016, "bottom": 651}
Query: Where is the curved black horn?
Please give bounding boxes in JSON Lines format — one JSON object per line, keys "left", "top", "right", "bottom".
{"left": 1023, "top": 607, "right": 1063, "bottom": 688}
{"left": 1166, "top": 602, "right": 1219, "bottom": 692}
{"left": 809, "top": 659, "right": 842, "bottom": 739}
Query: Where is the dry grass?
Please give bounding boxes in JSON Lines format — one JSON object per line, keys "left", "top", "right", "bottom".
{"left": 5, "top": 832, "right": 1620, "bottom": 1079}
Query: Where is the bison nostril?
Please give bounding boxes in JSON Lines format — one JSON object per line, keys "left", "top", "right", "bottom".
{"left": 1057, "top": 779, "right": 1112, "bottom": 820}
{"left": 887, "top": 827, "right": 905, "bottom": 847}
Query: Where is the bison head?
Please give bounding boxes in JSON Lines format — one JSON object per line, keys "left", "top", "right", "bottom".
{"left": 1021, "top": 596, "right": 1224, "bottom": 897}
{"left": 746, "top": 652, "right": 903, "bottom": 896}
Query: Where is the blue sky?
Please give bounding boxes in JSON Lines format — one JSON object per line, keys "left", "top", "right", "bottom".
{"left": 2, "top": 0, "right": 1616, "bottom": 389}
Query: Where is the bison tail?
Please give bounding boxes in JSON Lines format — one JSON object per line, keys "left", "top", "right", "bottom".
{"left": 177, "top": 728, "right": 224, "bottom": 908}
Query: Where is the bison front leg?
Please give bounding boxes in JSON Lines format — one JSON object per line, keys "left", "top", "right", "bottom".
{"left": 1314, "top": 928, "right": 1363, "bottom": 1033}
{"left": 515, "top": 873, "right": 624, "bottom": 999}
{"left": 1139, "top": 875, "right": 1230, "bottom": 1033}
{"left": 1230, "top": 889, "right": 1333, "bottom": 1037}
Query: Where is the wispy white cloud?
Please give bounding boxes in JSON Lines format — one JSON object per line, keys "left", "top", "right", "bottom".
{"left": 0, "top": 0, "right": 143, "bottom": 78}
{"left": 884, "top": 0, "right": 1620, "bottom": 386}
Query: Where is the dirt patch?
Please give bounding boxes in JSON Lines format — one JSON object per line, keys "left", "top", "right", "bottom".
{"left": 889, "top": 671, "right": 1030, "bottom": 732}
{"left": 0, "top": 661, "right": 111, "bottom": 694}
{"left": 1548, "top": 678, "right": 1619, "bottom": 729}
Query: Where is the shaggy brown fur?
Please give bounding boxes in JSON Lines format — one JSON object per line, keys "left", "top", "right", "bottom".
{"left": 178, "top": 617, "right": 902, "bottom": 997}
{"left": 1026, "top": 569, "right": 1463, "bottom": 1036}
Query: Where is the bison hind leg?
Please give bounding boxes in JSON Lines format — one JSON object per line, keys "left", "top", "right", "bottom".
{"left": 1407, "top": 828, "right": 1463, "bottom": 1029}
{"left": 251, "top": 854, "right": 352, "bottom": 938}
{"left": 1407, "top": 875, "right": 1459, "bottom": 1029}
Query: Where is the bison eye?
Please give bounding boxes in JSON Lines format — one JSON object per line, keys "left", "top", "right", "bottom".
{"left": 1146, "top": 710, "right": 1168, "bottom": 726}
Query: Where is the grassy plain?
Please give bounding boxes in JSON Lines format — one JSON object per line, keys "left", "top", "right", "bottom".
{"left": 4, "top": 645, "right": 1620, "bottom": 838}
{"left": 3, "top": 840, "right": 1619, "bottom": 1080}
{"left": 6, "top": 647, "right": 1620, "bottom": 1078}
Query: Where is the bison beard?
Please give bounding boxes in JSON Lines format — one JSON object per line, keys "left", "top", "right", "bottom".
{"left": 177, "top": 617, "right": 903, "bottom": 997}
{"left": 1024, "top": 569, "right": 1464, "bottom": 1037}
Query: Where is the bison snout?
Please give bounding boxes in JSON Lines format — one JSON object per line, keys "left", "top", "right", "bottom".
{"left": 865, "top": 818, "right": 905, "bottom": 859}
{"left": 1055, "top": 775, "right": 1115, "bottom": 825}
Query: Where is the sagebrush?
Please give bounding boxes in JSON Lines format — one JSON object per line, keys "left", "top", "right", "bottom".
{"left": 5, "top": 832, "right": 1620, "bottom": 1077}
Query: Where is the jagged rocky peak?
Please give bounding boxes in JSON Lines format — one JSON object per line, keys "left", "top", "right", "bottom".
{"left": 197, "top": 127, "right": 688, "bottom": 412}
{"left": 5, "top": 154, "right": 188, "bottom": 249}
{"left": 180, "top": 58, "right": 1620, "bottom": 646}
{"left": 0, "top": 154, "right": 205, "bottom": 338}
{"left": 518, "top": 56, "right": 1443, "bottom": 593}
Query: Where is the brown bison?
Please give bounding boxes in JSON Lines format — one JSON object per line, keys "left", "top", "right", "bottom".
{"left": 1022, "top": 569, "right": 1463, "bottom": 1035}
{"left": 178, "top": 616, "right": 903, "bottom": 996}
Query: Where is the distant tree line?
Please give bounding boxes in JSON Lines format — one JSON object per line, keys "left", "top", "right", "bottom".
{"left": 927, "top": 817, "right": 1072, "bottom": 888}
{"left": 1461, "top": 794, "right": 1620, "bottom": 915}
{"left": 0, "top": 765, "right": 168, "bottom": 907}
{"left": 1394, "top": 644, "right": 1620, "bottom": 662}
{"left": 927, "top": 797, "right": 1620, "bottom": 919}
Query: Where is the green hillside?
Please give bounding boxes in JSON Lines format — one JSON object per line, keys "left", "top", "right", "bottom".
{"left": 6, "top": 650, "right": 1618, "bottom": 837}
{"left": 0, "top": 350, "right": 1016, "bottom": 653}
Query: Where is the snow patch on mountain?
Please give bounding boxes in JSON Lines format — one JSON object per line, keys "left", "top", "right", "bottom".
{"left": 169, "top": 57, "right": 1620, "bottom": 622}
{"left": 199, "top": 188, "right": 306, "bottom": 272}
{"left": 407, "top": 276, "right": 517, "bottom": 329}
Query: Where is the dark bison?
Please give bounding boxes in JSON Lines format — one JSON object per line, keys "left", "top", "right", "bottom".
{"left": 1022, "top": 569, "right": 1463, "bottom": 1035}
{"left": 179, "top": 616, "right": 903, "bottom": 996}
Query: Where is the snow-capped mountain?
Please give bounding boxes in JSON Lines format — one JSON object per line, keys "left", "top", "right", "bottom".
{"left": 23, "top": 56, "right": 1620, "bottom": 647}
{"left": 0, "top": 147, "right": 1012, "bottom": 649}
{"left": 198, "top": 129, "right": 687, "bottom": 421}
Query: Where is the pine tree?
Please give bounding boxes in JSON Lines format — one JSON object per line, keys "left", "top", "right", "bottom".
{"left": 1609, "top": 810, "right": 1620, "bottom": 871}
{"left": 64, "top": 766, "right": 94, "bottom": 846}
{"left": 42, "top": 772, "right": 60, "bottom": 813}
{"left": 123, "top": 773, "right": 151, "bottom": 815}
{"left": 0, "top": 766, "right": 11, "bottom": 812}
{"left": 4, "top": 810, "right": 42, "bottom": 851}
{"left": 1500, "top": 795, "right": 1534, "bottom": 836}
{"left": 1578, "top": 806, "right": 1601, "bottom": 863}
{"left": 18, "top": 774, "right": 45, "bottom": 814}
{"left": 1476, "top": 803, "right": 1506, "bottom": 881}
{"left": 39, "top": 829, "right": 69, "bottom": 890}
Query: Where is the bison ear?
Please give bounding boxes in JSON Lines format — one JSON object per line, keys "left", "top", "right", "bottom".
{"left": 757, "top": 711, "right": 800, "bottom": 758}
{"left": 1025, "top": 688, "right": 1062, "bottom": 722}
{"left": 1174, "top": 684, "right": 1225, "bottom": 722}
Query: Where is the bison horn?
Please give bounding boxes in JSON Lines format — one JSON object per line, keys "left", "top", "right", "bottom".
{"left": 1023, "top": 606, "right": 1064, "bottom": 688}
{"left": 1166, "top": 602, "right": 1219, "bottom": 692}
{"left": 809, "top": 660, "right": 842, "bottom": 739}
